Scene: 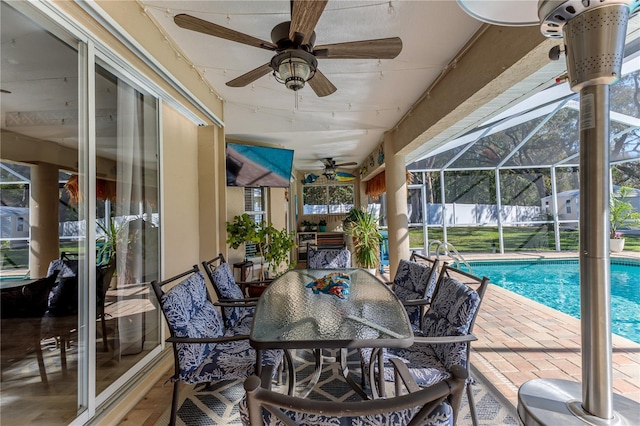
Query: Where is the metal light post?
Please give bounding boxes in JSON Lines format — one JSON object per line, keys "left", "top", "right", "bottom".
{"left": 457, "top": 0, "right": 640, "bottom": 424}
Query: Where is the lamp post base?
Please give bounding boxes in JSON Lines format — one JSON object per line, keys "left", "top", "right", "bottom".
{"left": 518, "top": 379, "right": 640, "bottom": 425}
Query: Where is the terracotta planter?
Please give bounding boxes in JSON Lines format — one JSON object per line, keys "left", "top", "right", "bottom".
{"left": 610, "top": 238, "right": 625, "bottom": 253}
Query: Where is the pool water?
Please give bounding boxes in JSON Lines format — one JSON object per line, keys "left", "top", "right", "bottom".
{"left": 465, "top": 259, "right": 640, "bottom": 344}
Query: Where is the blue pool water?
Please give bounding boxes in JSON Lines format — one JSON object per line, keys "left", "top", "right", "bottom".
{"left": 465, "top": 259, "right": 640, "bottom": 344}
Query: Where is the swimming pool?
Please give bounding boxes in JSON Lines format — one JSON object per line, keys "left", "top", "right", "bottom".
{"left": 465, "top": 259, "right": 640, "bottom": 344}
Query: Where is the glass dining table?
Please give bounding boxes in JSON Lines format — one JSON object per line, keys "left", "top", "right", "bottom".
{"left": 250, "top": 268, "right": 413, "bottom": 398}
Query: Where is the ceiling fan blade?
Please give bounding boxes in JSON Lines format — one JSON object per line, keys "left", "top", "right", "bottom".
{"left": 308, "top": 69, "right": 336, "bottom": 97}
{"left": 314, "top": 37, "right": 402, "bottom": 59}
{"left": 174, "top": 14, "right": 277, "bottom": 51}
{"left": 335, "top": 162, "right": 358, "bottom": 167}
{"left": 289, "top": 0, "right": 328, "bottom": 45}
{"left": 226, "top": 63, "right": 273, "bottom": 87}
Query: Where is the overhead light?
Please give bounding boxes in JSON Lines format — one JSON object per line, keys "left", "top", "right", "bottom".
{"left": 271, "top": 50, "right": 317, "bottom": 92}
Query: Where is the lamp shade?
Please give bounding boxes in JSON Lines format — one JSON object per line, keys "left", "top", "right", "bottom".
{"left": 271, "top": 50, "right": 318, "bottom": 92}
{"left": 278, "top": 57, "right": 311, "bottom": 91}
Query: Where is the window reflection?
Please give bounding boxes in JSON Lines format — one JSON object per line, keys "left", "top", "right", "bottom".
{"left": 0, "top": 3, "right": 161, "bottom": 423}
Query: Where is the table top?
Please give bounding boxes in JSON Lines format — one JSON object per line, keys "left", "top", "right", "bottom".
{"left": 0, "top": 277, "right": 37, "bottom": 290}
{"left": 250, "top": 269, "right": 413, "bottom": 350}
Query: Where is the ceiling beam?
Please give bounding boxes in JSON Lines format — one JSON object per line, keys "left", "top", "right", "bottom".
{"left": 390, "top": 24, "right": 563, "bottom": 163}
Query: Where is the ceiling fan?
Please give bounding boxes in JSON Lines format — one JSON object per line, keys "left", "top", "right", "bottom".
{"left": 322, "top": 157, "right": 357, "bottom": 178}
{"left": 173, "top": 0, "right": 403, "bottom": 97}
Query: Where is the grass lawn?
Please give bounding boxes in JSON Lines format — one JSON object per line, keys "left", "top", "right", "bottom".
{"left": 408, "top": 226, "right": 640, "bottom": 253}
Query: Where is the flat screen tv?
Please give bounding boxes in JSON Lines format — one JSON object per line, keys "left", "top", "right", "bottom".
{"left": 226, "top": 142, "right": 294, "bottom": 188}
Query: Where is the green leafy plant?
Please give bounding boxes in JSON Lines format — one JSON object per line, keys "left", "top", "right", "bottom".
{"left": 345, "top": 208, "right": 382, "bottom": 269}
{"left": 96, "top": 217, "right": 129, "bottom": 265}
{"left": 226, "top": 213, "right": 295, "bottom": 280}
{"left": 610, "top": 187, "right": 640, "bottom": 238}
{"left": 264, "top": 227, "right": 296, "bottom": 277}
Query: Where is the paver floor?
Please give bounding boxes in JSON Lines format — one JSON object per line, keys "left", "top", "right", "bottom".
{"left": 463, "top": 251, "right": 640, "bottom": 412}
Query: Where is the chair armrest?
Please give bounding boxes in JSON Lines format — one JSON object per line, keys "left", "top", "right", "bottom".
{"left": 166, "top": 334, "right": 248, "bottom": 344}
{"left": 237, "top": 279, "right": 272, "bottom": 286}
{"left": 258, "top": 364, "right": 276, "bottom": 390}
{"left": 413, "top": 334, "right": 477, "bottom": 345}
{"left": 214, "top": 299, "right": 258, "bottom": 307}
{"left": 401, "top": 298, "right": 430, "bottom": 307}
{"left": 390, "top": 358, "right": 421, "bottom": 393}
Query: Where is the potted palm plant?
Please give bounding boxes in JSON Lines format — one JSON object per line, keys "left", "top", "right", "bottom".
{"left": 610, "top": 187, "right": 640, "bottom": 252}
{"left": 345, "top": 208, "right": 382, "bottom": 273}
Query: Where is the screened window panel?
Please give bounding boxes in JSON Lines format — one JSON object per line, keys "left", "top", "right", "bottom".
{"left": 407, "top": 187, "right": 423, "bottom": 224}
{"left": 303, "top": 185, "right": 328, "bottom": 214}
{"left": 503, "top": 108, "right": 580, "bottom": 167}
{"left": 327, "top": 185, "right": 354, "bottom": 214}
{"left": 499, "top": 169, "right": 551, "bottom": 211}
{"left": 450, "top": 117, "right": 546, "bottom": 168}
{"left": 610, "top": 69, "right": 639, "bottom": 118}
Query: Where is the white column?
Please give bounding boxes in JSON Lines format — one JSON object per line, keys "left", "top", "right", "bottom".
{"left": 384, "top": 134, "right": 410, "bottom": 278}
{"left": 29, "top": 162, "right": 59, "bottom": 278}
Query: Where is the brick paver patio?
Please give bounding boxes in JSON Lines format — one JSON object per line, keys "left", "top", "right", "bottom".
{"left": 464, "top": 251, "right": 640, "bottom": 414}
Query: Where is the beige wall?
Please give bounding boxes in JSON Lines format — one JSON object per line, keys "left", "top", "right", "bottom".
{"left": 161, "top": 103, "right": 202, "bottom": 278}
{"left": 198, "top": 125, "right": 227, "bottom": 262}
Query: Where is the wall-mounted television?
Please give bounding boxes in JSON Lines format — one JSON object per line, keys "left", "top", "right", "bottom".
{"left": 226, "top": 142, "right": 294, "bottom": 188}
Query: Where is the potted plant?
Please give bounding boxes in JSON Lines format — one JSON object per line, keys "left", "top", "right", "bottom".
{"left": 344, "top": 208, "right": 382, "bottom": 272}
{"left": 226, "top": 213, "right": 295, "bottom": 280}
{"left": 264, "top": 227, "right": 296, "bottom": 278}
{"left": 318, "top": 219, "right": 327, "bottom": 232}
{"left": 610, "top": 186, "right": 640, "bottom": 252}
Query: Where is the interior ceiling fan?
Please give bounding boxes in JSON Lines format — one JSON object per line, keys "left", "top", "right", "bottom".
{"left": 322, "top": 157, "right": 357, "bottom": 176}
{"left": 173, "top": 0, "right": 403, "bottom": 97}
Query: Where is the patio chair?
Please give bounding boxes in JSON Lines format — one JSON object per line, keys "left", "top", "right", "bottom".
{"left": 1, "top": 271, "right": 58, "bottom": 384}
{"left": 389, "top": 255, "right": 441, "bottom": 331}
{"left": 151, "top": 265, "right": 284, "bottom": 426}
{"left": 361, "top": 264, "right": 489, "bottom": 426}
{"left": 201, "top": 254, "right": 265, "bottom": 332}
{"left": 240, "top": 361, "right": 467, "bottom": 426}
{"left": 306, "top": 243, "right": 351, "bottom": 269}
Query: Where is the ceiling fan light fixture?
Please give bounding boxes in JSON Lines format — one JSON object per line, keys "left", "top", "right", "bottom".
{"left": 271, "top": 50, "right": 317, "bottom": 92}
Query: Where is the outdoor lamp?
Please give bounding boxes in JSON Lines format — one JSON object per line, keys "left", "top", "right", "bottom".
{"left": 271, "top": 50, "right": 317, "bottom": 91}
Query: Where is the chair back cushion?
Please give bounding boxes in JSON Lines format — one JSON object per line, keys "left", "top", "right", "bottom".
{"left": 307, "top": 248, "right": 351, "bottom": 269}
{"left": 161, "top": 272, "right": 224, "bottom": 376}
{"left": 209, "top": 262, "right": 246, "bottom": 328}
{"left": 393, "top": 259, "right": 436, "bottom": 326}
{"left": 47, "top": 258, "right": 77, "bottom": 279}
{"left": 421, "top": 277, "right": 481, "bottom": 369}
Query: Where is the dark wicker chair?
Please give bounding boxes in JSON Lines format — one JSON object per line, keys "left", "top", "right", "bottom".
{"left": 151, "top": 265, "right": 284, "bottom": 426}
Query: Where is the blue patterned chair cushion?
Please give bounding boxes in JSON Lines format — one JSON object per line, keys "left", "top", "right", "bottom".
{"left": 161, "top": 272, "right": 224, "bottom": 376}
{"left": 392, "top": 259, "right": 436, "bottom": 327}
{"left": 308, "top": 248, "right": 351, "bottom": 269}
{"left": 360, "top": 276, "right": 480, "bottom": 386}
{"left": 421, "top": 276, "right": 480, "bottom": 369}
{"left": 47, "top": 259, "right": 77, "bottom": 279}
{"left": 183, "top": 339, "right": 283, "bottom": 385}
{"left": 210, "top": 262, "right": 248, "bottom": 328}
{"left": 238, "top": 393, "right": 453, "bottom": 425}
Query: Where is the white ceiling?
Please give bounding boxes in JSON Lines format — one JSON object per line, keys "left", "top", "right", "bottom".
{"left": 140, "top": 1, "right": 483, "bottom": 172}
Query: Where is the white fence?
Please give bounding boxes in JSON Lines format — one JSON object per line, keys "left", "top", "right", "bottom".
{"left": 409, "top": 203, "right": 544, "bottom": 225}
